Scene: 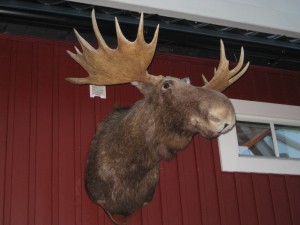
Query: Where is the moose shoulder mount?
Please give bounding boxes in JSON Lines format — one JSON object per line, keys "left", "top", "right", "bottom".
{"left": 66, "top": 10, "right": 249, "bottom": 225}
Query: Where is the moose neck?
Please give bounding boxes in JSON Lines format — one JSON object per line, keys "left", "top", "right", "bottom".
{"left": 122, "top": 98, "right": 194, "bottom": 161}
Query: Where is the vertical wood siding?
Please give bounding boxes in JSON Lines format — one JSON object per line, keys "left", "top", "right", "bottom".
{"left": 0, "top": 34, "right": 300, "bottom": 225}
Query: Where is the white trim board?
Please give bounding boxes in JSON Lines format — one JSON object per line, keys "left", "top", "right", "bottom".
{"left": 69, "top": 0, "right": 300, "bottom": 38}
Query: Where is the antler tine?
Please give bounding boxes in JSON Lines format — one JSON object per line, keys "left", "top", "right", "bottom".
{"left": 228, "top": 46, "right": 244, "bottom": 76}
{"left": 65, "top": 29, "right": 97, "bottom": 85}
{"left": 229, "top": 61, "right": 250, "bottom": 84}
{"left": 202, "top": 40, "right": 249, "bottom": 92}
{"left": 66, "top": 10, "right": 161, "bottom": 86}
{"left": 115, "top": 17, "right": 131, "bottom": 49}
{"left": 91, "top": 9, "right": 109, "bottom": 50}
{"left": 73, "top": 28, "right": 96, "bottom": 54}
{"left": 218, "top": 40, "right": 229, "bottom": 71}
{"left": 149, "top": 23, "right": 159, "bottom": 49}
{"left": 137, "top": 12, "right": 145, "bottom": 42}
{"left": 201, "top": 74, "right": 208, "bottom": 84}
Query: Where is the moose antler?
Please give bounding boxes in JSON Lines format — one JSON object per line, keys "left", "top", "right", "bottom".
{"left": 67, "top": 10, "right": 249, "bottom": 92}
{"left": 202, "top": 40, "right": 250, "bottom": 92}
{"left": 66, "top": 9, "right": 160, "bottom": 85}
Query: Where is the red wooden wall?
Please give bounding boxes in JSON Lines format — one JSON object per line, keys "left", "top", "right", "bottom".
{"left": 1, "top": 34, "right": 300, "bottom": 225}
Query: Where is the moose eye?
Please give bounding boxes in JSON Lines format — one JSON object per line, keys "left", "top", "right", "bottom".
{"left": 162, "top": 81, "right": 172, "bottom": 90}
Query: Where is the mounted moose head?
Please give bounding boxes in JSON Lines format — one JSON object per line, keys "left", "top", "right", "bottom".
{"left": 66, "top": 10, "right": 249, "bottom": 225}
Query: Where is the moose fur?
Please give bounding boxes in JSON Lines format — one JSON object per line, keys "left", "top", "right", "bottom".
{"left": 85, "top": 77, "right": 235, "bottom": 224}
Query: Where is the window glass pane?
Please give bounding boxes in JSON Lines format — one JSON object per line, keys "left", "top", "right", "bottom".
{"left": 236, "top": 121, "right": 275, "bottom": 157}
{"left": 275, "top": 125, "right": 300, "bottom": 159}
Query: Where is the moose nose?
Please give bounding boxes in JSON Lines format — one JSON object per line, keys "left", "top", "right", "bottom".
{"left": 218, "top": 123, "right": 230, "bottom": 135}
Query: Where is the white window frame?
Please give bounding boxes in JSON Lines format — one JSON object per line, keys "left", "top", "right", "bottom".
{"left": 218, "top": 99, "right": 300, "bottom": 175}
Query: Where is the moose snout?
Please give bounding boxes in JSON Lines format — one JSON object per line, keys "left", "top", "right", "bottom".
{"left": 205, "top": 102, "right": 236, "bottom": 137}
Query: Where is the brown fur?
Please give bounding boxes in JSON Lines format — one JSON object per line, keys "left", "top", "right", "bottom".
{"left": 85, "top": 77, "right": 235, "bottom": 221}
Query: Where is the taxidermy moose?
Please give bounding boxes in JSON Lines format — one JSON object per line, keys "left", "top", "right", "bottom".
{"left": 66, "top": 10, "right": 249, "bottom": 225}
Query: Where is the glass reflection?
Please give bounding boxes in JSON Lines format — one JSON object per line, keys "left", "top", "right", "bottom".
{"left": 236, "top": 121, "right": 275, "bottom": 157}
{"left": 275, "top": 125, "right": 300, "bottom": 159}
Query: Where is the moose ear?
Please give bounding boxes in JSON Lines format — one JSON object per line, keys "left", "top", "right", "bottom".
{"left": 181, "top": 77, "right": 191, "bottom": 85}
{"left": 131, "top": 81, "right": 155, "bottom": 97}
{"left": 131, "top": 81, "right": 141, "bottom": 87}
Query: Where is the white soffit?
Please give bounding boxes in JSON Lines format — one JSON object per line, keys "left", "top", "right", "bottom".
{"left": 68, "top": 0, "right": 300, "bottom": 39}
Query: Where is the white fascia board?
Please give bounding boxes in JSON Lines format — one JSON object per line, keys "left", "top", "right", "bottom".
{"left": 68, "top": 0, "right": 300, "bottom": 38}
{"left": 231, "top": 99, "right": 300, "bottom": 124}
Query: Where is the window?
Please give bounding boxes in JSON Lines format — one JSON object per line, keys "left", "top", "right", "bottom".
{"left": 237, "top": 121, "right": 300, "bottom": 159}
{"left": 218, "top": 99, "right": 300, "bottom": 175}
